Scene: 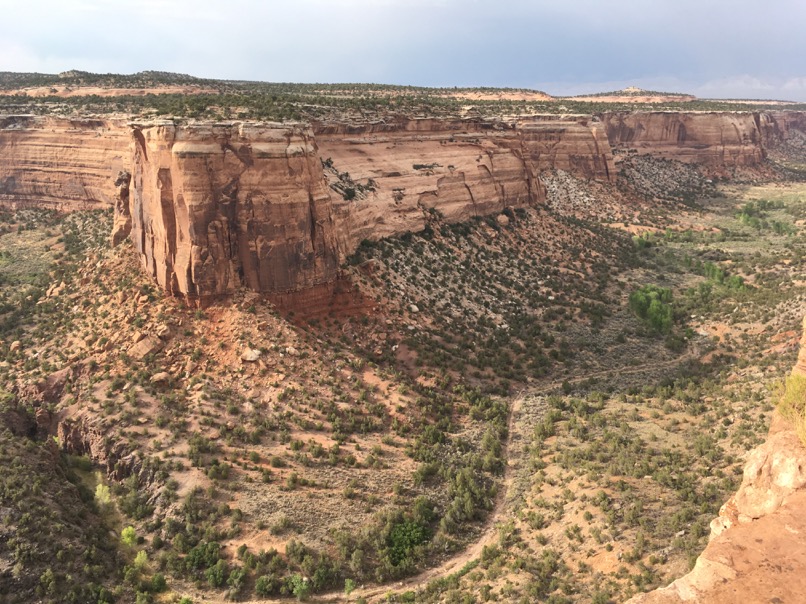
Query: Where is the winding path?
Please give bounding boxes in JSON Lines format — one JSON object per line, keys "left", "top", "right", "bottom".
{"left": 178, "top": 354, "right": 696, "bottom": 603}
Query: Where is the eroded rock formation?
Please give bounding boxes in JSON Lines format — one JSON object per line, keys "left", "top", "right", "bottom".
{"left": 123, "top": 121, "right": 340, "bottom": 300}
{"left": 602, "top": 111, "right": 767, "bottom": 170}
{"left": 316, "top": 116, "right": 613, "bottom": 252}
{"left": 0, "top": 116, "right": 129, "bottom": 208}
{"left": 628, "top": 317, "right": 806, "bottom": 603}
{"left": 114, "top": 115, "right": 618, "bottom": 300}
{"left": 2, "top": 110, "right": 805, "bottom": 300}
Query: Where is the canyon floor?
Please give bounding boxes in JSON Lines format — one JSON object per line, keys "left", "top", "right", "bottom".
{"left": 1, "top": 146, "right": 805, "bottom": 604}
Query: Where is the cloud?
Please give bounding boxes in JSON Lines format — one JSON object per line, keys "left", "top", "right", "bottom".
{"left": 0, "top": 0, "right": 803, "bottom": 100}
{"left": 783, "top": 78, "right": 806, "bottom": 93}
{"left": 693, "top": 75, "right": 806, "bottom": 101}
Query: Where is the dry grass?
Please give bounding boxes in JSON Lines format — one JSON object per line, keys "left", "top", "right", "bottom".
{"left": 779, "top": 373, "right": 806, "bottom": 446}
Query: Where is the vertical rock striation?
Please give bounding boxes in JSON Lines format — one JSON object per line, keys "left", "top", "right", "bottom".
{"left": 123, "top": 121, "right": 340, "bottom": 302}
{"left": 601, "top": 111, "right": 767, "bottom": 170}
{"left": 118, "top": 115, "right": 617, "bottom": 300}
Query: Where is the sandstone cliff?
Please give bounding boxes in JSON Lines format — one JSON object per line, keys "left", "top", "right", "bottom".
{"left": 758, "top": 111, "right": 806, "bottom": 162}
{"left": 2, "top": 110, "right": 805, "bottom": 300}
{"left": 0, "top": 115, "right": 129, "bottom": 208}
{"left": 601, "top": 112, "right": 767, "bottom": 171}
{"left": 316, "top": 115, "right": 612, "bottom": 254}
{"left": 114, "top": 115, "right": 616, "bottom": 299}
{"left": 628, "top": 318, "right": 806, "bottom": 603}
{"left": 120, "top": 121, "right": 340, "bottom": 300}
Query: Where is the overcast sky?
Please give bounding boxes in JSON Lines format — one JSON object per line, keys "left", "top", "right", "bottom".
{"left": 1, "top": 0, "right": 804, "bottom": 101}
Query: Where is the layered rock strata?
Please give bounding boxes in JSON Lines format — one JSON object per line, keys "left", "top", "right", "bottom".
{"left": 316, "top": 116, "right": 613, "bottom": 252}
{"left": 0, "top": 115, "right": 128, "bottom": 208}
{"left": 759, "top": 110, "right": 806, "bottom": 150}
{"left": 115, "top": 116, "right": 616, "bottom": 300}
{"left": 119, "top": 121, "right": 340, "bottom": 299}
{"left": 601, "top": 111, "right": 770, "bottom": 170}
{"left": 2, "top": 110, "right": 805, "bottom": 300}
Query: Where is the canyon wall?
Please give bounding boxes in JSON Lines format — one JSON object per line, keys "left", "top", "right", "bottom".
{"left": 1, "top": 110, "right": 804, "bottom": 300}
{"left": 316, "top": 116, "right": 613, "bottom": 253}
{"left": 0, "top": 115, "right": 129, "bottom": 208}
{"left": 759, "top": 110, "right": 806, "bottom": 154}
{"left": 114, "top": 115, "right": 616, "bottom": 300}
{"left": 601, "top": 111, "right": 767, "bottom": 170}
{"left": 120, "top": 121, "right": 340, "bottom": 299}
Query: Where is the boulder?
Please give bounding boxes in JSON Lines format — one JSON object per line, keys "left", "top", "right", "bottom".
{"left": 150, "top": 372, "right": 171, "bottom": 385}
{"left": 241, "top": 348, "right": 261, "bottom": 362}
{"left": 128, "top": 336, "right": 162, "bottom": 360}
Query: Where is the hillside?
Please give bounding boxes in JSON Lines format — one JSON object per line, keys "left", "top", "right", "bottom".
{"left": 1, "top": 74, "right": 806, "bottom": 603}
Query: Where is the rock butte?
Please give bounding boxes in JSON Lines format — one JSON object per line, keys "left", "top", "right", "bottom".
{"left": 0, "top": 110, "right": 805, "bottom": 303}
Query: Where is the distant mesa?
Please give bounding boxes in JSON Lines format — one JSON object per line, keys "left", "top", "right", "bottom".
{"left": 564, "top": 87, "right": 697, "bottom": 103}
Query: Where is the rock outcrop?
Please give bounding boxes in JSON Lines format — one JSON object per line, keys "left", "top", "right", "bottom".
{"left": 0, "top": 115, "right": 129, "bottom": 208}
{"left": 601, "top": 111, "right": 767, "bottom": 171}
{"left": 123, "top": 121, "right": 340, "bottom": 300}
{"left": 1, "top": 110, "right": 805, "bottom": 301}
{"left": 318, "top": 115, "right": 612, "bottom": 255}
{"left": 116, "top": 115, "right": 616, "bottom": 300}
{"left": 57, "top": 413, "right": 158, "bottom": 483}
{"left": 628, "top": 317, "right": 806, "bottom": 603}
{"left": 758, "top": 110, "right": 806, "bottom": 150}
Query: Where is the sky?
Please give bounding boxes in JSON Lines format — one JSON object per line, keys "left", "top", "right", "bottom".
{"left": 1, "top": 0, "right": 805, "bottom": 101}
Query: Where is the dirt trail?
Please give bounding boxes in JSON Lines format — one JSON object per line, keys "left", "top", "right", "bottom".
{"left": 177, "top": 354, "right": 696, "bottom": 604}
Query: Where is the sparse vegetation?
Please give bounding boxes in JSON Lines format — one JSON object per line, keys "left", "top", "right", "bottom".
{"left": 1, "top": 77, "right": 805, "bottom": 602}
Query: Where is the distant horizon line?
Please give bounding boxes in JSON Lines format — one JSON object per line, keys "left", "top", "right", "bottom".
{"left": 0, "top": 69, "right": 802, "bottom": 105}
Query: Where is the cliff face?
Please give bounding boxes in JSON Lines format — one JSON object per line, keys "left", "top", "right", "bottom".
{"left": 628, "top": 317, "right": 806, "bottom": 604}
{"left": 758, "top": 110, "right": 806, "bottom": 157}
{"left": 2, "top": 110, "right": 805, "bottom": 300}
{"left": 120, "top": 121, "right": 340, "bottom": 300}
{"left": 316, "top": 116, "right": 612, "bottom": 253}
{"left": 602, "top": 112, "right": 767, "bottom": 170}
{"left": 114, "top": 115, "right": 615, "bottom": 299}
{"left": 0, "top": 116, "right": 129, "bottom": 208}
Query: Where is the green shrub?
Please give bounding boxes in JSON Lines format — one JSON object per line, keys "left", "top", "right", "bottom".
{"left": 121, "top": 526, "right": 137, "bottom": 547}
{"left": 779, "top": 373, "right": 806, "bottom": 446}
{"left": 388, "top": 519, "right": 429, "bottom": 566}
{"left": 256, "top": 574, "right": 283, "bottom": 596}
{"left": 629, "top": 285, "right": 674, "bottom": 333}
{"left": 205, "top": 559, "right": 228, "bottom": 587}
{"left": 778, "top": 373, "right": 806, "bottom": 419}
{"left": 288, "top": 574, "right": 311, "bottom": 601}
